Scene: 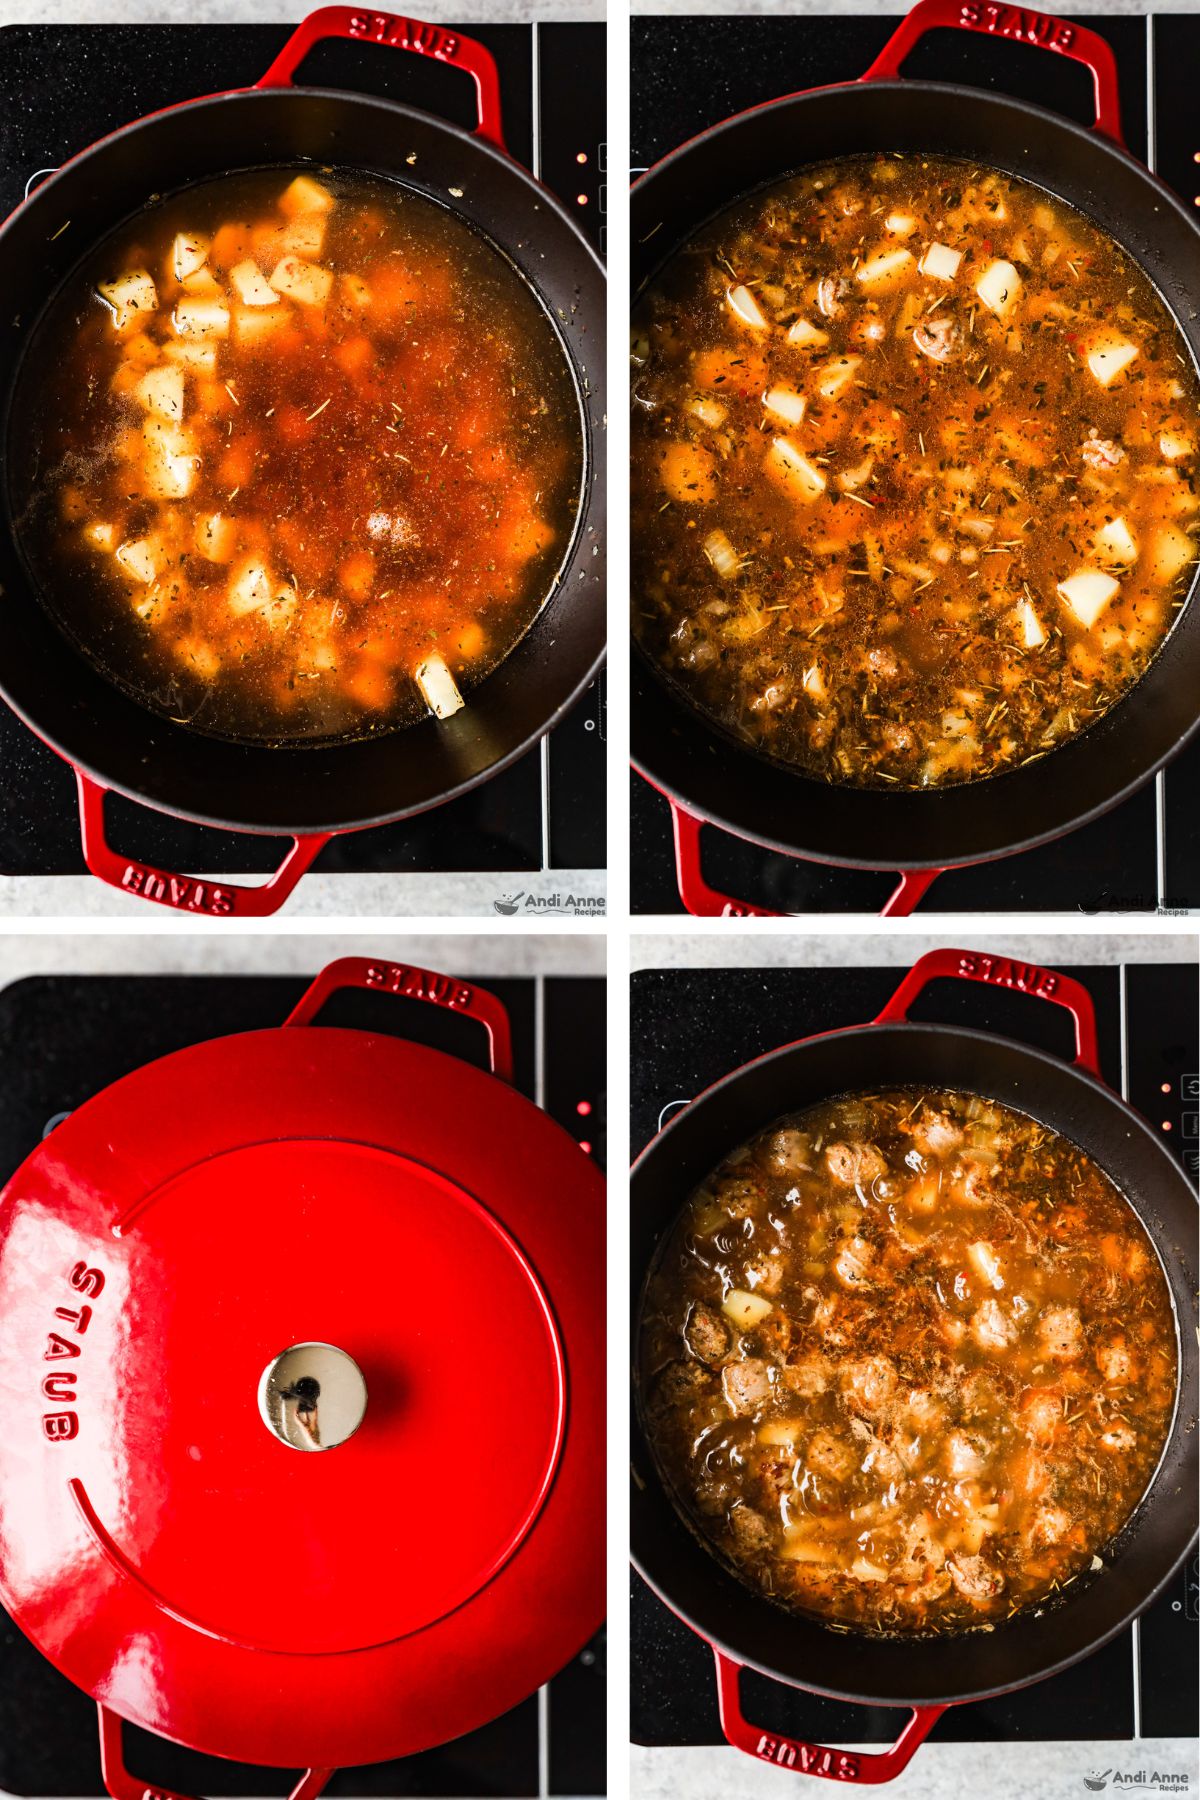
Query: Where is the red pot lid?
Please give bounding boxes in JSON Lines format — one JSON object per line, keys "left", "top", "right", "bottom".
{"left": 0, "top": 960, "right": 605, "bottom": 1773}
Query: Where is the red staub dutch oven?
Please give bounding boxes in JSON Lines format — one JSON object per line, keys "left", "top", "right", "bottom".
{"left": 632, "top": 0, "right": 1200, "bottom": 916}
{"left": 631, "top": 949, "right": 1198, "bottom": 1783}
{"left": 0, "top": 957, "right": 605, "bottom": 1793}
{"left": 0, "top": 7, "right": 606, "bottom": 917}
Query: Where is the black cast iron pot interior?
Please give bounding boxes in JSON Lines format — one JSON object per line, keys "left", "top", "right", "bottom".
{"left": 632, "top": 82, "right": 1200, "bottom": 870}
{"left": 631, "top": 1024, "right": 1199, "bottom": 1705}
{"left": 0, "top": 88, "right": 606, "bottom": 836}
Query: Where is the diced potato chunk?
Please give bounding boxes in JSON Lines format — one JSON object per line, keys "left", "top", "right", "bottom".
{"left": 722, "top": 1288, "right": 773, "bottom": 1330}
{"left": 1095, "top": 516, "right": 1138, "bottom": 566}
{"left": 1150, "top": 525, "right": 1196, "bottom": 584}
{"left": 1018, "top": 598, "right": 1047, "bottom": 649}
{"left": 115, "top": 536, "right": 163, "bottom": 584}
{"left": 181, "top": 267, "right": 220, "bottom": 296}
{"left": 1086, "top": 335, "right": 1138, "bottom": 387}
{"left": 1057, "top": 568, "right": 1119, "bottom": 628}
{"left": 920, "top": 241, "right": 962, "bottom": 281}
{"left": 280, "top": 216, "right": 326, "bottom": 259}
{"left": 171, "top": 232, "right": 209, "bottom": 282}
{"left": 195, "top": 512, "right": 236, "bottom": 562}
{"left": 141, "top": 419, "right": 198, "bottom": 499}
{"left": 816, "top": 355, "right": 862, "bottom": 399}
{"left": 765, "top": 437, "right": 826, "bottom": 503}
{"left": 228, "top": 558, "right": 275, "bottom": 616}
{"left": 415, "top": 652, "right": 465, "bottom": 720}
{"left": 975, "top": 259, "right": 1021, "bottom": 318}
{"left": 232, "top": 305, "right": 290, "bottom": 346}
{"left": 268, "top": 256, "right": 334, "bottom": 308}
{"left": 885, "top": 213, "right": 916, "bottom": 237}
{"left": 134, "top": 364, "right": 185, "bottom": 421}
{"left": 763, "top": 385, "right": 806, "bottom": 426}
{"left": 689, "top": 397, "right": 726, "bottom": 428}
{"left": 230, "top": 259, "right": 279, "bottom": 307}
{"left": 98, "top": 271, "right": 158, "bottom": 332}
{"left": 703, "top": 529, "right": 740, "bottom": 579}
{"left": 163, "top": 339, "right": 217, "bottom": 373}
{"left": 173, "top": 296, "right": 230, "bottom": 338}
{"left": 341, "top": 272, "right": 372, "bottom": 309}
{"left": 83, "top": 521, "right": 117, "bottom": 553}
{"left": 786, "top": 318, "right": 829, "bottom": 349}
{"left": 1159, "top": 432, "right": 1193, "bottom": 462}
{"left": 726, "top": 284, "right": 767, "bottom": 330}
{"left": 279, "top": 174, "right": 336, "bottom": 218}
{"left": 856, "top": 246, "right": 915, "bottom": 290}
{"left": 801, "top": 663, "right": 827, "bottom": 701}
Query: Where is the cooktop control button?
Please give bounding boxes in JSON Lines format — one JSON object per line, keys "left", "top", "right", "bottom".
{"left": 258, "top": 1342, "right": 367, "bottom": 1451}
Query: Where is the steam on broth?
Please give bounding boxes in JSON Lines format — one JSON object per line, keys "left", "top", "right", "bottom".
{"left": 12, "top": 167, "right": 582, "bottom": 744}
{"left": 632, "top": 155, "right": 1200, "bottom": 787}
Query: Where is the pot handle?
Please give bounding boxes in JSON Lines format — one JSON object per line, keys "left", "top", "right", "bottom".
{"left": 715, "top": 1651, "right": 946, "bottom": 1784}
{"left": 256, "top": 5, "right": 506, "bottom": 152}
{"left": 99, "top": 1705, "right": 332, "bottom": 1800}
{"left": 75, "top": 770, "right": 331, "bottom": 919}
{"left": 670, "top": 801, "right": 946, "bottom": 918}
{"left": 874, "top": 946, "right": 1102, "bottom": 1076}
{"left": 860, "top": 0, "right": 1123, "bottom": 146}
{"left": 284, "top": 953, "right": 515, "bottom": 1081}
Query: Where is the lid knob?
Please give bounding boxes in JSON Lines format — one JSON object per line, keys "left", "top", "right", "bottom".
{"left": 258, "top": 1343, "right": 368, "bottom": 1451}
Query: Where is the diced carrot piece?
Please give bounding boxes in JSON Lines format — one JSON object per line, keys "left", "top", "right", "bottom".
{"left": 344, "top": 659, "right": 391, "bottom": 708}
{"left": 333, "top": 335, "right": 373, "bottom": 378}
{"left": 339, "top": 552, "right": 375, "bottom": 600}
{"left": 274, "top": 405, "right": 314, "bottom": 446}
{"left": 219, "top": 441, "right": 256, "bottom": 488}
{"left": 209, "top": 223, "right": 251, "bottom": 269}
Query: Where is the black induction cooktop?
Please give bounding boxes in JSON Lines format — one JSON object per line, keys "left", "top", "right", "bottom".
{"left": 0, "top": 967, "right": 606, "bottom": 1796}
{"left": 631, "top": 956, "right": 1198, "bottom": 1748}
{"left": 630, "top": 10, "right": 1200, "bottom": 915}
{"left": 0, "top": 21, "right": 605, "bottom": 887}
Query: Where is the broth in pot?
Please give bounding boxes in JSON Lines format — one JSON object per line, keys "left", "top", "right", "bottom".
{"left": 11, "top": 166, "right": 583, "bottom": 745}
{"left": 632, "top": 156, "right": 1200, "bottom": 788}
{"left": 639, "top": 1087, "right": 1177, "bottom": 1636}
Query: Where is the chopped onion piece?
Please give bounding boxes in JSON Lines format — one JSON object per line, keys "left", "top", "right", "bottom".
{"left": 415, "top": 652, "right": 465, "bottom": 720}
{"left": 134, "top": 364, "right": 185, "bottom": 421}
{"left": 279, "top": 174, "right": 335, "bottom": 218}
{"left": 884, "top": 213, "right": 916, "bottom": 237}
{"left": 1150, "top": 525, "right": 1195, "bottom": 583}
{"left": 703, "top": 529, "right": 740, "bottom": 579}
{"left": 1018, "top": 598, "right": 1047, "bottom": 649}
{"left": 816, "top": 355, "right": 862, "bottom": 399}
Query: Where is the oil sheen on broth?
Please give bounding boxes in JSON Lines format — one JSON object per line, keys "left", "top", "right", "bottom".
{"left": 631, "top": 156, "right": 1200, "bottom": 787}
{"left": 639, "top": 1088, "right": 1177, "bottom": 1635}
{"left": 13, "top": 167, "right": 581, "bottom": 744}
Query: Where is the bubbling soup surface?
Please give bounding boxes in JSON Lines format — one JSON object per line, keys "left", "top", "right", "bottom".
{"left": 12, "top": 166, "right": 583, "bottom": 744}
{"left": 631, "top": 155, "right": 1200, "bottom": 788}
{"left": 639, "top": 1087, "right": 1177, "bottom": 1635}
